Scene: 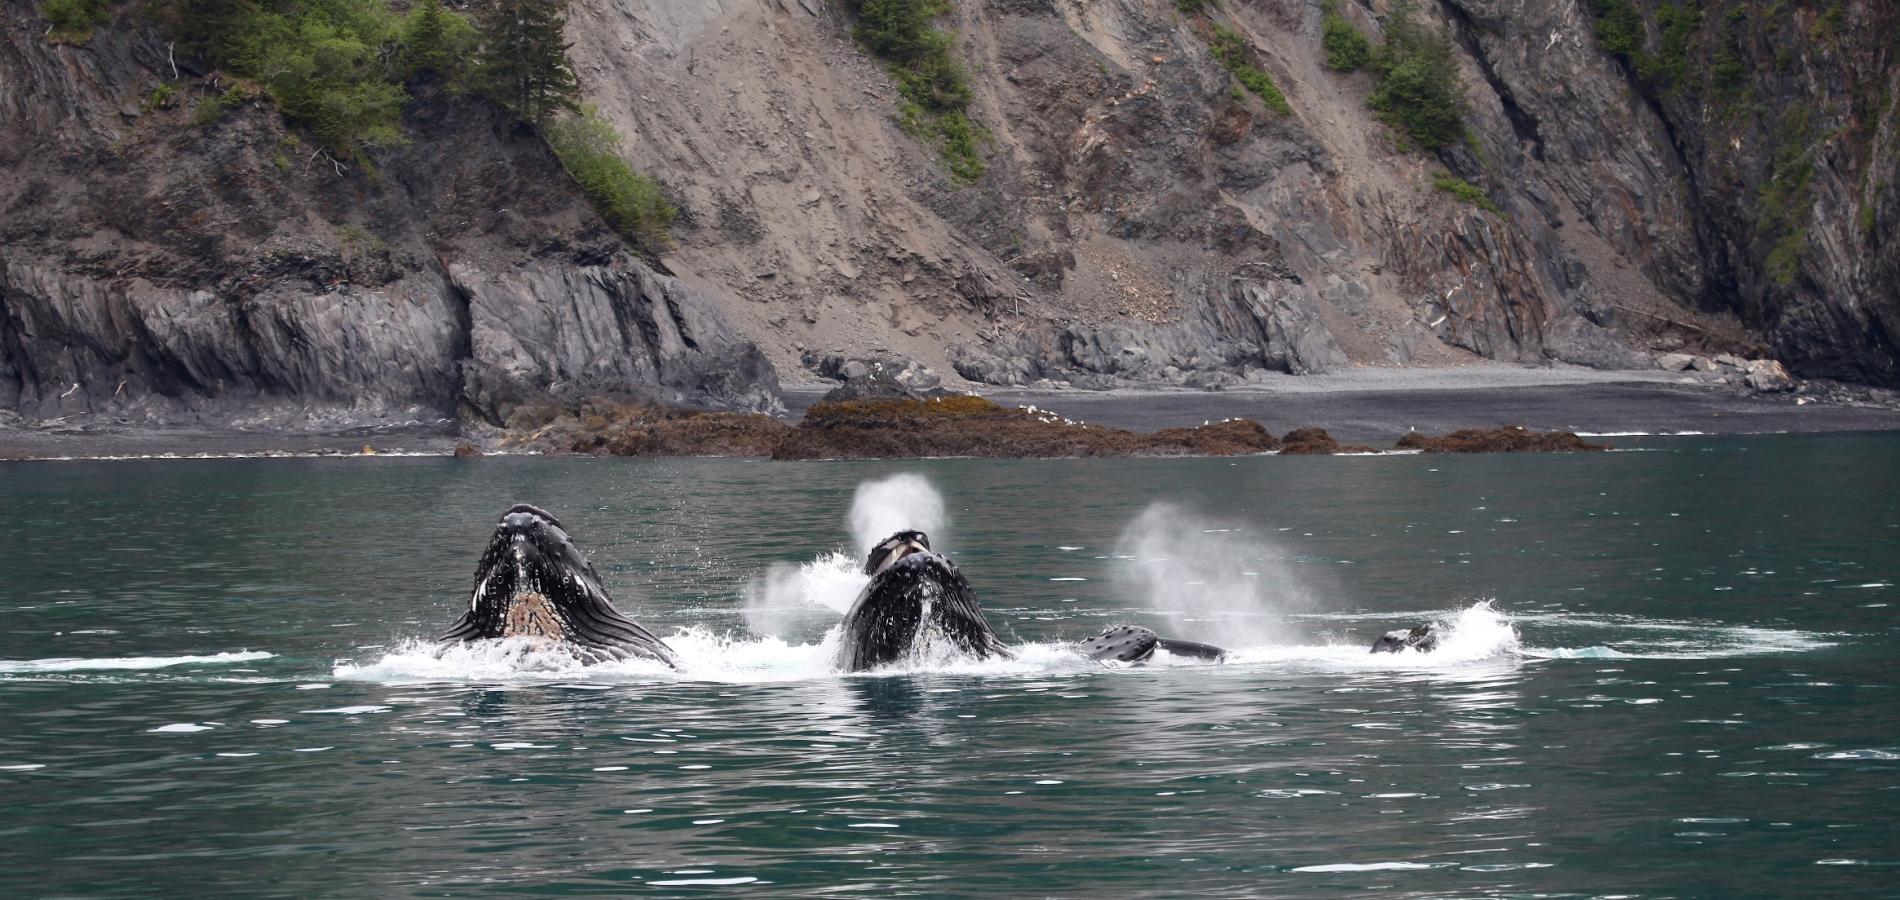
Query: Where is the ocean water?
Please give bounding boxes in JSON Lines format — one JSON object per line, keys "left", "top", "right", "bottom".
{"left": 1, "top": 433, "right": 1896, "bottom": 897}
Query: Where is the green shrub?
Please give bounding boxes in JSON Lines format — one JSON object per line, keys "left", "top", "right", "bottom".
{"left": 142, "top": 82, "right": 179, "bottom": 114}
{"left": 546, "top": 109, "right": 677, "bottom": 250}
{"left": 1175, "top": 0, "right": 1217, "bottom": 13}
{"left": 149, "top": 0, "right": 412, "bottom": 153}
{"left": 1433, "top": 174, "right": 1500, "bottom": 214}
{"left": 1643, "top": 2, "right": 1702, "bottom": 87}
{"left": 1584, "top": 0, "right": 1701, "bottom": 89}
{"left": 1209, "top": 24, "right": 1291, "bottom": 115}
{"left": 192, "top": 84, "right": 250, "bottom": 125}
{"left": 1765, "top": 232, "right": 1804, "bottom": 286}
{"left": 848, "top": 0, "right": 985, "bottom": 181}
{"left": 1584, "top": 0, "right": 1644, "bottom": 60}
{"left": 1320, "top": 0, "right": 1372, "bottom": 72}
{"left": 1368, "top": 2, "right": 1466, "bottom": 150}
{"left": 43, "top": 0, "right": 111, "bottom": 43}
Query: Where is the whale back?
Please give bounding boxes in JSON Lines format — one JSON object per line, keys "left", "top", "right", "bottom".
{"left": 1370, "top": 624, "right": 1438, "bottom": 654}
{"left": 1079, "top": 625, "right": 1228, "bottom": 664}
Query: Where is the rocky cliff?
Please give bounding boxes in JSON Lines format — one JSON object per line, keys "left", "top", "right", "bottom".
{"left": 2, "top": 0, "right": 1895, "bottom": 432}
{"left": 0, "top": 9, "right": 778, "bottom": 428}
{"left": 568, "top": 0, "right": 1896, "bottom": 389}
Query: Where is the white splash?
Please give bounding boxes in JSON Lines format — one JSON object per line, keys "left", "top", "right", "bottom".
{"left": 335, "top": 596, "right": 1834, "bottom": 685}
{"left": 848, "top": 473, "right": 947, "bottom": 557}
{"left": 1233, "top": 600, "right": 1521, "bottom": 668}
{"left": 739, "top": 472, "right": 945, "bottom": 638}
{"left": 1111, "top": 502, "right": 1313, "bottom": 645}
{"left": 0, "top": 651, "right": 275, "bottom": 674}
{"left": 740, "top": 551, "right": 868, "bottom": 638}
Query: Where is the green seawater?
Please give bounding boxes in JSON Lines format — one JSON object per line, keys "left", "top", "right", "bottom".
{"left": 1, "top": 433, "right": 1896, "bottom": 897}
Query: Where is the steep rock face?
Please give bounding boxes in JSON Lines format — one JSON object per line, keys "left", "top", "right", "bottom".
{"left": 951, "top": 278, "right": 1349, "bottom": 387}
{"left": 0, "top": 8, "right": 779, "bottom": 427}
{"left": 570, "top": 0, "right": 1650, "bottom": 389}
{"left": 1441, "top": 0, "right": 1900, "bottom": 384}
{"left": 452, "top": 261, "right": 781, "bottom": 424}
{"left": 0, "top": 260, "right": 465, "bottom": 425}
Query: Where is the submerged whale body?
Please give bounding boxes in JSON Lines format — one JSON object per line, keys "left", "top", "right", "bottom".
{"left": 838, "top": 531, "right": 1014, "bottom": 671}
{"left": 1370, "top": 624, "right": 1438, "bottom": 654}
{"left": 1078, "top": 624, "right": 1228, "bottom": 664}
{"left": 439, "top": 504, "right": 678, "bottom": 667}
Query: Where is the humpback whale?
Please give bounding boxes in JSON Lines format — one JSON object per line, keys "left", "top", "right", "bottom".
{"left": 439, "top": 504, "right": 678, "bottom": 667}
{"left": 1076, "top": 624, "right": 1228, "bottom": 664}
{"left": 838, "top": 530, "right": 1229, "bottom": 671}
{"left": 1370, "top": 624, "right": 1438, "bottom": 654}
{"left": 837, "top": 531, "right": 1014, "bottom": 671}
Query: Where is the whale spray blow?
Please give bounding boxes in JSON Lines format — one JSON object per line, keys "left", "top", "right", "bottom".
{"left": 742, "top": 473, "right": 949, "bottom": 637}
{"left": 1112, "top": 502, "right": 1313, "bottom": 646}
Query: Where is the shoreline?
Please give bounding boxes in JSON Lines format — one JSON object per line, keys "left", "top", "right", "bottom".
{"left": 5, "top": 368, "right": 1899, "bottom": 461}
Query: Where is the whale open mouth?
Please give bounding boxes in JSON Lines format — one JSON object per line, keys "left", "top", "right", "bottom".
{"left": 864, "top": 530, "right": 934, "bottom": 577}
{"left": 439, "top": 504, "right": 677, "bottom": 666}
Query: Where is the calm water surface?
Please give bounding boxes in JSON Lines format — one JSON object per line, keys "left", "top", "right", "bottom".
{"left": 1, "top": 434, "right": 1897, "bottom": 897}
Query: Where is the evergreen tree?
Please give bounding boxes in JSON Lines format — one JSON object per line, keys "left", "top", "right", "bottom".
{"left": 476, "top": 0, "right": 581, "bottom": 125}
{"left": 401, "top": 0, "right": 478, "bottom": 83}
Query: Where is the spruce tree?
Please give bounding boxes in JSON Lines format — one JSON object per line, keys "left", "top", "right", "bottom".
{"left": 477, "top": 0, "right": 581, "bottom": 125}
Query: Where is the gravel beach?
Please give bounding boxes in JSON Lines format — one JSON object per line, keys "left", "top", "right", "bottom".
{"left": 5, "top": 366, "right": 1898, "bottom": 460}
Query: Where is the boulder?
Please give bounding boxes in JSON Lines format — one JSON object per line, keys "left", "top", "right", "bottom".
{"left": 1743, "top": 359, "right": 1795, "bottom": 393}
{"left": 817, "top": 356, "right": 951, "bottom": 402}
{"left": 1656, "top": 352, "right": 1695, "bottom": 372}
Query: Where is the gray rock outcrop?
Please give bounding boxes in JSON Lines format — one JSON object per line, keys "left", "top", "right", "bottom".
{"left": 0, "top": 255, "right": 781, "bottom": 427}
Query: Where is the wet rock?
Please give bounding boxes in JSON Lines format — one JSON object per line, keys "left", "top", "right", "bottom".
{"left": 772, "top": 396, "right": 1280, "bottom": 460}
{"left": 516, "top": 397, "right": 790, "bottom": 457}
{"left": 1690, "top": 356, "right": 1720, "bottom": 373}
{"left": 453, "top": 442, "right": 482, "bottom": 458}
{"left": 1395, "top": 426, "right": 1607, "bottom": 453}
{"left": 1277, "top": 427, "right": 1376, "bottom": 455}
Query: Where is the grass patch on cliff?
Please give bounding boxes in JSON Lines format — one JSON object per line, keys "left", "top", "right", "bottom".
{"left": 1758, "top": 109, "right": 1818, "bottom": 287}
{"left": 43, "top": 0, "right": 111, "bottom": 43}
{"left": 1583, "top": 0, "right": 1702, "bottom": 90}
{"left": 546, "top": 109, "right": 677, "bottom": 250}
{"left": 1209, "top": 24, "right": 1291, "bottom": 115}
{"left": 848, "top": 0, "right": 985, "bottom": 182}
{"left": 1320, "top": 0, "right": 1372, "bottom": 72}
{"left": 1368, "top": 1, "right": 1466, "bottom": 150}
{"left": 1433, "top": 174, "right": 1500, "bottom": 214}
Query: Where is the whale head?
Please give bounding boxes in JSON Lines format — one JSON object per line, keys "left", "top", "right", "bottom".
{"left": 1371, "top": 624, "right": 1438, "bottom": 654}
{"left": 863, "top": 530, "right": 933, "bottom": 576}
{"left": 440, "top": 504, "right": 676, "bottom": 666}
